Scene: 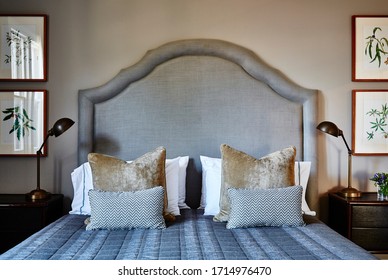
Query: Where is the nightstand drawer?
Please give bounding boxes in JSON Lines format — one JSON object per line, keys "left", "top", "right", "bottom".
{"left": 0, "top": 207, "right": 45, "bottom": 230}
{"left": 352, "top": 205, "right": 388, "bottom": 227}
{"left": 352, "top": 228, "right": 388, "bottom": 251}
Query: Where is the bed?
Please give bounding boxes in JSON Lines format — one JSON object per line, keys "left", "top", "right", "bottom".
{"left": 0, "top": 39, "right": 377, "bottom": 260}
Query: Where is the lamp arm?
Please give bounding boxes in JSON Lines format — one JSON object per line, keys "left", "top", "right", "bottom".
{"left": 37, "top": 133, "right": 51, "bottom": 154}
{"left": 340, "top": 134, "right": 352, "bottom": 188}
{"left": 340, "top": 134, "right": 352, "bottom": 154}
{"left": 36, "top": 133, "right": 51, "bottom": 191}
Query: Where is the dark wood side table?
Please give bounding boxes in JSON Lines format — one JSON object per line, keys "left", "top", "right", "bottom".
{"left": 0, "top": 194, "right": 63, "bottom": 254}
{"left": 328, "top": 192, "right": 388, "bottom": 253}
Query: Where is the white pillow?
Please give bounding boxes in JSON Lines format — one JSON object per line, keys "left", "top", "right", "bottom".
{"left": 70, "top": 162, "right": 93, "bottom": 215}
{"left": 164, "top": 157, "right": 180, "bottom": 215}
{"left": 200, "top": 156, "right": 221, "bottom": 215}
{"left": 177, "top": 156, "right": 190, "bottom": 209}
{"left": 70, "top": 156, "right": 187, "bottom": 216}
{"left": 199, "top": 156, "right": 315, "bottom": 216}
{"left": 294, "top": 161, "right": 315, "bottom": 216}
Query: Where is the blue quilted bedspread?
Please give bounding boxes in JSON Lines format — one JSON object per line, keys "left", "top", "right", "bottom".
{"left": 0, "top": 209, "right": 377, "bottom": 260}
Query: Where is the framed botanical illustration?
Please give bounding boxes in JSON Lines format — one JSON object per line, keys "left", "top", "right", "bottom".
{"left": 0, "top": 90, "right": 47, "bottom": 156}
{"left": 352, "top": 90, "right": 388, "bottom": 155}
{"left": 352, "top": 15, "right": 388, "bottom": 81}
{"left": 0, "top": 15, "right": 47, "bottom": 81}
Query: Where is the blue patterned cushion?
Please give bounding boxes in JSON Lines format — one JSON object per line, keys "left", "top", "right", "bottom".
{"left": 86, "top": 187, "right": 166, "bottom": 230}
{"left": 226, "top": 185, "right": 305, "bottom": 229}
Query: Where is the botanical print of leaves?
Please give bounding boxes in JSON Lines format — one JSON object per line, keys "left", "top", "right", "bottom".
{"left": 365, "top": 26, "right": 388, "bottom": 68}
{"left": 366, "top": 103, "right": 388, "bottom": 141}
{"left": 2, "top": 106, "right": 36, "bottom": 141}
{"left": 4, "top": 29, "right": 32, "bottom": 66}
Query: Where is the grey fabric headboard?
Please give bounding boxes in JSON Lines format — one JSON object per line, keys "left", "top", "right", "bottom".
{"left": 78, "top": 39, "right": 318, "bottom": 210}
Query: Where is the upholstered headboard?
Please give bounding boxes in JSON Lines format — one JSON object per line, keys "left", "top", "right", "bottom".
{"left": 78, "top": 39, "right": 318, "bottom": 210}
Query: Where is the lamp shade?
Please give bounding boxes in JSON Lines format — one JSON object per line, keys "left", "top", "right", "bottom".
{"left": 49, "top": 118, "right": 75, "bottom": 137}
{"left": 316, "top": 121, "right": 351, "bottom": 153}
{"left": 316, "top": 121, "right": 342, "bottom": 137}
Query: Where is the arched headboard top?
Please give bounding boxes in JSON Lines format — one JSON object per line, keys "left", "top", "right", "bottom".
{"left": 80, "top": 39, "right": 313, "bottom": 104}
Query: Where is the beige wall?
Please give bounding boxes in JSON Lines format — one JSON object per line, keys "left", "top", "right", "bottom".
{"left": 0, "top": 0, "right": 387, "bottom": 220}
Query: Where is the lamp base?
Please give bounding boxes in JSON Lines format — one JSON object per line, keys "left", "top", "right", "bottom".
{"left": 26, "top": 189, "right": 51, "bottom": 200}
{"left": 339, "top": 187, "right": 362, "bottom": 198}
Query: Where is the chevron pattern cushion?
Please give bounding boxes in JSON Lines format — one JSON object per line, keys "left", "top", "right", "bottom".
{"left": 226, "top": 185, "right": 305, "bottom": 229}
{"left": 86, "top": 187, "right": 166, "bottom": 230}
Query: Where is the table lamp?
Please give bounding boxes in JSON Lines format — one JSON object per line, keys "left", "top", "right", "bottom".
{"left": 316, "top": 121, "right": 361, "bottom": 198}
{"left": 27, "top": 117, "right": 75, "bottom": 200}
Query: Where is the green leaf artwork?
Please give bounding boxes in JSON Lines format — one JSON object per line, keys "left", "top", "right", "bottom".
{"left": 3, "top": 29, "right": 32, "bottom": 66}
{"left": 2, "top": 106, "right": 36, "bottom": 140}
{"left": 366, "top": 103, "right": 388, "bottom": 140}
{"left": 365, "top": 27, "right": 388, "bottom": 67}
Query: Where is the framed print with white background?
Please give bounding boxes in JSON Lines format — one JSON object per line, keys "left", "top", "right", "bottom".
{"left": 352, "top": 15, "right": 388, "bottom": 81}
{"left": 0, "top": 15, "right": 47, "bottom": 81}
{"left": 352, "top": 90, "right": 388, "bottom": 155}
{"left": 0, "top": 90, "right": 47, "bottom": 156}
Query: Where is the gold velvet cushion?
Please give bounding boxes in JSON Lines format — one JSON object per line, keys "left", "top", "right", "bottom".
{"left": 88, "top": 146, "right": 174, "bottom": 220}
{"left": 213, "top": 144, "right": 296, "bottom": 222}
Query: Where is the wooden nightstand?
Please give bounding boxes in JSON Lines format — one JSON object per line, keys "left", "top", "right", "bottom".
{"left": 0, "top": 194, "right": 64, "bottom": 254}
{"left": 328, "top": 192, "right": 388, "bottom": 253}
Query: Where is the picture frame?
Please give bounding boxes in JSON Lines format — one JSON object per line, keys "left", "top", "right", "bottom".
{"left": 0, "top": 15, "right": 47, "bottom": 81}
{"left": 352, "top": 90, "right": 388, "bottom": 155}
{"left": 0, "top": 90, "right": 47, "bottom": 156}
{"left": 352, "top": 15, "right": 388, "bottom": 81}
